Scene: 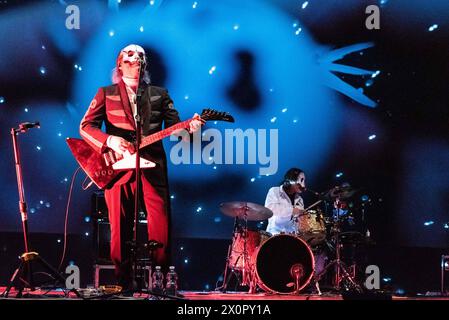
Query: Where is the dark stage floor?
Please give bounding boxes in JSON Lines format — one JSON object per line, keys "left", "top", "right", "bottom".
{"left": 0, "top": 287, "right": 448, "bottom": 300}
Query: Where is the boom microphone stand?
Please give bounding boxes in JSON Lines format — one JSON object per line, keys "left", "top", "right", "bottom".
{"left": 2, "top": 122, "right": 80, "bottom": 298}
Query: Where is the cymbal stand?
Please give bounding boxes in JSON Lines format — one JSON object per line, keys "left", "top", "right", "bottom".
{"left": 230, "top": 210, "right": 254, "bottom": 291}
{"left": 216, "top": 217, "right": 239, "bottom": 292}
{"left": 315, "top": 198, "right": 362, "bottom": 292}
{"left": 240, "top": 210, "right": 251, "bottom": 288}
{"left": 216, "top": 208, "right": 255, "bottom": 293}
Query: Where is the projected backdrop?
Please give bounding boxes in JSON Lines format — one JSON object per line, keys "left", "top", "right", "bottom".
{"left": 1, "top": 0, "right": 449, "bottom": 248}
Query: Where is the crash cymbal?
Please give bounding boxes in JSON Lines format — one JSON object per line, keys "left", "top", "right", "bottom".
{"left": 219, "top": 201, "right": 273, "bottom": 221}
{"left": 324, "top": 185, "right": 357, "bottom": 200}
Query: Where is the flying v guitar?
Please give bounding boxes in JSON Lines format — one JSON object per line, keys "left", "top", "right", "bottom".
{"left": 67, "top": 109, "right": 234, "bottom": 189}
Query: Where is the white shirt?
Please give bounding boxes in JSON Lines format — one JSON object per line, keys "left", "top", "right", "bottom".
{"left": 122, "top": 76, "right": 138, "bottom": 126}
{"left": 265, "top": 185, "right": 304, "bottom": 235}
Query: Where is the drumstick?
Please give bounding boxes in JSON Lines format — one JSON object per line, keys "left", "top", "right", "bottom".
{"left": 292, "top": 200, "right": 323, "bottom": 220}
{"left": 304, "top": 200, "right": 322, "bottom": 212}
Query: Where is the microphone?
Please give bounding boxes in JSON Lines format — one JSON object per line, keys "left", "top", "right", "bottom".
{"left": 304, "top": 188, "right": 321, "bottom": 196}
{"left": 136, "top": 54, "right": 146, "bottom": 68}
{"left": 17, "top": 121, "right": 40, "bottom": 132}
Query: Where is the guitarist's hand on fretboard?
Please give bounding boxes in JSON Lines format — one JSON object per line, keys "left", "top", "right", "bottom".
{"left": 189, "top": 113, "right": 206, "bottom": 133}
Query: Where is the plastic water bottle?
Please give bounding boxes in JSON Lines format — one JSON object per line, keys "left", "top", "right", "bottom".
{"left": 165, "top": 266, "right": 178, "bottom": 296}
{"left": 151, "top": 266, "right": 164, "bottom": 295}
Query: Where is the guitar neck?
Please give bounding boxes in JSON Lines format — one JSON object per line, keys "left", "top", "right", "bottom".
{"left": 139, "top": 118, "right": 192, "bottom": 149}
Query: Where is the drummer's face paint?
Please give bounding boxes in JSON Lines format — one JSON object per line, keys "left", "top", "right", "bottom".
{"left": 291, "top": 173, "right": 306, "bottom": 193}
{"left": 297, "top": 172, "right": 306, "bottom": 189}
{"left": 289, "top": 173, "right": 306, "bottom": 193}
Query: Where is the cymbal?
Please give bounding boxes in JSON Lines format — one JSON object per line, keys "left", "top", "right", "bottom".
{"left": 219, "top": 201, "right": 273, "bottom": 221}
{"left": 323, "top": 185, "right": 357, "bottom": 200}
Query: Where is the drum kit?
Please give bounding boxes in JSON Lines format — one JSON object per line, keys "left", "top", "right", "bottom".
{"left": 216, "top": 185, "right": 368, "bottom": 295}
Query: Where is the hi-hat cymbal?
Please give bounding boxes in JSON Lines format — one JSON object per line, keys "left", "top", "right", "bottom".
{"left": 219, "top": 201, "right": 273, "bottom": 221}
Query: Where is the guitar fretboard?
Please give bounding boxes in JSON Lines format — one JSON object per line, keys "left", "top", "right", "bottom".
{"left": 139, "top": 118, "right": 192, "bottom": 149}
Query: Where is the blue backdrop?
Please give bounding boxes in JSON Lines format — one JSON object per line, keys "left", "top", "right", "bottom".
{"left": 1, "top": 0, "right": 448, "bottom": 248}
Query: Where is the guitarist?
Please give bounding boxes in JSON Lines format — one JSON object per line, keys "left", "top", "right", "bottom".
{"left": 79, "top": 44, "right": 202, "bottom": 290}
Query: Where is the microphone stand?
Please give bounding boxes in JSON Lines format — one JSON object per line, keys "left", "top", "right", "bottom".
{"left": 129, "top": 60, "right": 145, "bottom": 293}
{"left": 2, "top": 124, "right": 80, "bottom": 298}
{"left": 126, "top": 61, "right": 178, "bottom": 300}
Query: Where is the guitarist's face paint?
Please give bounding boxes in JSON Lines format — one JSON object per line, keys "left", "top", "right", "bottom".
{"left": 117, "top": 44, "right": 146, "bottom": 79}
{"left": 120, "top": 60, "right": 140, "bottom": 79}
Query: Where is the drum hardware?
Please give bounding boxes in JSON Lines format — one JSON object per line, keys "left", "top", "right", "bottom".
{"left": 216, "top": 202, "right": 273, "bottom": 293}
{"left": 314, "top": 197, "right": 362, "bottom": 292}
{"left": 216, "top": 217, "right": 249, "bottom": 292}
{"left": 217, "top": 226, "right": 258, "bottom": 293}
{"left": 288, "top": 264, "right": 304, "bottom": 294}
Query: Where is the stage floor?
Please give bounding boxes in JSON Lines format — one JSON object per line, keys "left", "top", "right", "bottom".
{"left": 0, "top": 287, "right": 448, "bottom": 300}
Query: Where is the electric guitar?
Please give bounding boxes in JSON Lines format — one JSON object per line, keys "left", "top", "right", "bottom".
{"left": 67, "top": 109, "right": 234, "bottom": 189}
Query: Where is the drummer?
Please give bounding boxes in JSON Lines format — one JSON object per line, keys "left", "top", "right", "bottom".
{"left": 265, "top": 168, "right": 306, "bottom": 234}
{"left": 264, "top": 168, "right": 327, "bottom": 287}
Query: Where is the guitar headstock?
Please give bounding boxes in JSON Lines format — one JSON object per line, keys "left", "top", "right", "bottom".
{"left": 200, "top": 108, "right": 235, "bottom": 123}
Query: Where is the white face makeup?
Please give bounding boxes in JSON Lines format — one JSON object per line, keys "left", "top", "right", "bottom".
{"left": 296, "top": 172, "right": 306, "bottom": 189}
{"left": 286, "top": 172, "right": 306, "bottom": 193}
{"left": 120, "top": 44, "right": 146, "bottom": 65}
{"left": 288, "top": 173, "right": 306, "bottom": 188}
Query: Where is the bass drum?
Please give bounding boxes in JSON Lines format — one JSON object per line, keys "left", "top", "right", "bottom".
{"left": 253, "top": 234, "right": 315, "bottom": 294}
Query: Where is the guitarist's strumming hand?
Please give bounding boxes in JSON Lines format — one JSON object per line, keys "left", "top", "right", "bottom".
{"left": 107, "top": 135, "right": 135, "bottom": 155}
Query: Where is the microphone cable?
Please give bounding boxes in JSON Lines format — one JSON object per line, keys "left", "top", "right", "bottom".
{"left": 58, "top": 166, "right": 82, "bottom": 271}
